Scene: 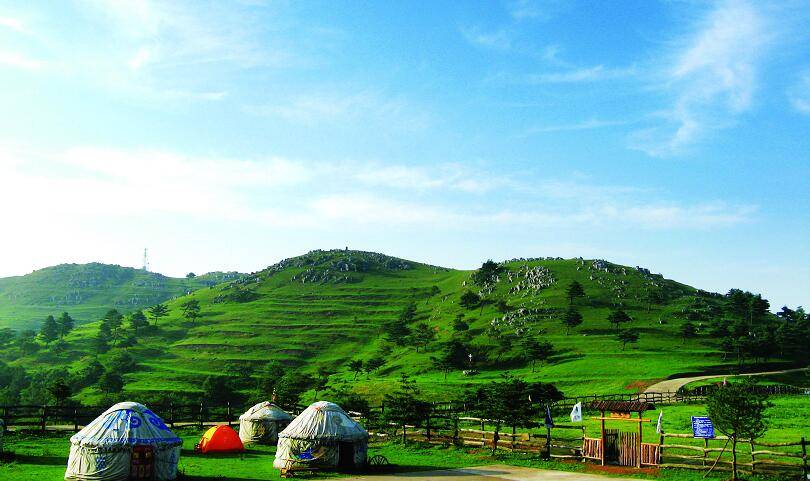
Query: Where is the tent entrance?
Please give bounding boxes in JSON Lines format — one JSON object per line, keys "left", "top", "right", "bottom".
{"left": 338, "top": 442, "right": 355, "bottom": 469}
{"left": 129, "top": 445, "right": 155, "bottom": 480}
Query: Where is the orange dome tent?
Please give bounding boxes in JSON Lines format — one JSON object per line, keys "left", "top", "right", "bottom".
{"left": 195, "top": 425, "right": 244, "bottom": 453}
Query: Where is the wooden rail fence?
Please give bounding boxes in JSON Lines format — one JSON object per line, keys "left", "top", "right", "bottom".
{"left": 659, "top": 432, "right": 808, "bottom": 478}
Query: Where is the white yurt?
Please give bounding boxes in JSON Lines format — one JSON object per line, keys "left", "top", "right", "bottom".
{"left": 238, "top": 401, "right": 292, "bottom": 445}
{"left": 274, "top": 401, "right": 368, "bottom": 472}
{"left": 65, "top": 402, "right": 182, "bottom": 481}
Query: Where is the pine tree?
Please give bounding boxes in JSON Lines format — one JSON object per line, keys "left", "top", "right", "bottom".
{"left": 607, "top": 309, "right": 632, "bottom": 331}
{"left": 562, "top": 307, "right": 583, "bottom": 334}
{"left": 617, "top": 329, "right": 639, "bottom": 350}
{"left": 566, "top": 281, "right": 586, "bottom": 305}
{"left": 57, "top": 312, "right": 74, "bottom": 339}
{"left": 148, "top": 303, "right": 169, "bottom": 326}
{"left": 39, "top": 315, "right": 58, "bottom": 345}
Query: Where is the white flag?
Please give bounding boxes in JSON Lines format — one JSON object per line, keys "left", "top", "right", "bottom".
{"left": 570, "top": 402, "right": 582, "bottom": 422}
{"left": 656, "top": 410, "right": 663, "bottom": 434}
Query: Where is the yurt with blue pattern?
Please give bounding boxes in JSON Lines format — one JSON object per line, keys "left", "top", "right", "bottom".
{"left": 65, "top": 402, "right": 182, "bottom": 481}
{"left": 274, "top": 401, "right": 368, "bottom": 472}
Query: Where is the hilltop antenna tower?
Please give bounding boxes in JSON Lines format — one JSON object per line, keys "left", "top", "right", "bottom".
{"left": 142, "top": 248, "right": 150, "bottom": 272}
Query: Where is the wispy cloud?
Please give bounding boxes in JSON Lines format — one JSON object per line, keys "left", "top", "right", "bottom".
{"left": 0, "top": 50, "right": 44, "bottom": 70}
{"left": 0, "top": 142, "right": 755, "bottom": 232}
{"left": 0, "top": 16, "right": 28, "bottom": 33}
{"left": 350, "top": 163, "right": 510, "bottom": 193}
{"left": 507, "top": 0, "right": 569, "bottom": 21}
{"left": 523, "top": 118, "right": 632, "bottom": 135}
{"left": 246, "top": 90, "right": 431, "bottom": 131}
{"left": 460, "top": 26, "right": 513, "bottom": 50}
{"left": 788, "top": 68, "right": 810, "bottom": 114}
{"left": 630, "top": 0, "right": 771, "bottom": 156}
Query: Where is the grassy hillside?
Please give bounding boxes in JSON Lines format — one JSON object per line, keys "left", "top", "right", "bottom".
{"left": 1, "top": 249, "right": 804, "bottom": 405}
{"left": 0, "top": 263, "right": 242, "bottom": 329}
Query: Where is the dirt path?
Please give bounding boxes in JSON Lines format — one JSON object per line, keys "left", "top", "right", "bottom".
{"left": 343, "top": 464, "right": 649, "bottom": 481}
{"left": 643, "top": 367, "right": 806, "bottom": 394}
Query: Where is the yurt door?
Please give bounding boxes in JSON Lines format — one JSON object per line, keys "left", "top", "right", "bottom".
{"left": 130, "top": 445, "right": 155, "bottom": 480}
{"left": 338, "top": 442, "right": 355, "bottom": 469}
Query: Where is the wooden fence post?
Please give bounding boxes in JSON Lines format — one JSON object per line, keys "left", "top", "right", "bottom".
{"left": 227, "top": 402, "right": 232, "bottom": 427}
{"left": 426, "top": 414, "right": 431, "bottom": 442}
{"left": 511, "top": 425, "right": 516, "bottom": 450}
{"left": 453, "top": 415, "right": 459, "bottom": 445}
{"left": 801, "top": 437, "right": 807, "bottom": 480}
{"left": 41, "top": 405, "right": 47, "bottom": 432}
{"left": 750, "top": 439, "right": 756, "bottom": 475}
{"left": 546, "top": 426, "right": 551, "bottom": 460}
{"left": 199, "top": 402, "right": 204, "bottom": 429}
{"left": 481, "top": 419, "right": 486, "bottom": 447}
{"left": 702, "top": 438, "right": 709, "bottom": 467}
{"left": 169, "top": 403, "right": 174, "bottom": 428}
{"left": 73, "top": 408, "right": 79, "bottom": 432}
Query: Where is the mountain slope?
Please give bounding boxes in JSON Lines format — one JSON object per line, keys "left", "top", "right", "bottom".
{"left": 0, "top": 263, "right": 242, "bottom": 329}
{"left": 3, "top": 249, "right": 799, "bottom": 404}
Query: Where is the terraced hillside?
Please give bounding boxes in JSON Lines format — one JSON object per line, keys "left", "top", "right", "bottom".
{"left": 0, "top": 263, "right": 242, "bottom": 329}
{"left": 2, "top": 249, "right": 804, "bottom": 405}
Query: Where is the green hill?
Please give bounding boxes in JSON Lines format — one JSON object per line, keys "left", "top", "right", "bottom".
{"left": 0, "top": 263, "right": 243, "bottom": 329}
{"left": 1, "top": 249, "right": 805, "bottom": 405}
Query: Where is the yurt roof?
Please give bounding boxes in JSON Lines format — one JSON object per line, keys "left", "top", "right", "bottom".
{"left": 70, "top": 402, "right": 181, "bottom": 447}
{"left": 239, "top": 401, "right": 292, "bottom": 421}
{"left": 279, "top": 401, "right": 368, "bottom": 441}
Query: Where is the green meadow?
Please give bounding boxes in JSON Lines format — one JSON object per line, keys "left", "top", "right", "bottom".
{"left": 1, "top": 396, "right": 806, "bottom": 481}
{"left": 1, "top": 249, "right": 804, "bottom": 404}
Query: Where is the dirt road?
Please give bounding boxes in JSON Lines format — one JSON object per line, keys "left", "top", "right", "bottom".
{"left": 344, "top": 465, "right": 647, "bottom": 481}
{"left": 643, "top": 367, "right": 806, "bottom": 394}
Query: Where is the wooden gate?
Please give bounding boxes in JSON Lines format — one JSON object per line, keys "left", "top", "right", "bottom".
{"left": 605, "top": 429, "right": 620, "bottom": 463}
{"left": 618, "top": 432, "right": 638, "bottom": 466}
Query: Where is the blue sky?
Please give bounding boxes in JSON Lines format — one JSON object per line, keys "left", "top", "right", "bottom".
{"left": 0, "top": 0, "right": 808, "bottom": 309}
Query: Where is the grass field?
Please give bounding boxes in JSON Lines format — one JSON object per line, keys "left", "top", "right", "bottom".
{"left": 1, "top": 250, "right": 803, "bottom": 404}
{"left": 0, "top": 263, "right": 241, "bottom": 330}
{"left": 2, "top": 396, "right": 806, "bottom": 481}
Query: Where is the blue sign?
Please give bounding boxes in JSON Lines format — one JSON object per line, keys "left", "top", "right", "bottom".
{"left": 691, "top": 416, "right": 715, "bottom": 439}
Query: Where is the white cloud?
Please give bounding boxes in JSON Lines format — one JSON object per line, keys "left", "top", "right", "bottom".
{"left": 507, "top": 0, "right": 568, "bottom": 21}
{"left": 630, "top": 0, "right": 770, "bottom": 156}
{"left": 246, "top": 90, "right": 431, "bottom": 131}
{"left": 788, "top": 68, "right": 810, "bottom": 114}
{"left": 523, "top": 118, "right": 631, "bottom": 135}
{"left": 0, "top": 50, "right": 44, "bottom": 70}
{"left": 0, "top": 142, "right": 756, "bottom": 240}
{"left": 0, "top": 16, "right": 27, "bottom": 33}
{"left": 460, "top": 26, "right": 513, "bottom": 50}
{"left": 350, "top": 163, "right": 509, "bottom": 193}
{"left": 522, "top": 65, "right": 636, "bottom": 83}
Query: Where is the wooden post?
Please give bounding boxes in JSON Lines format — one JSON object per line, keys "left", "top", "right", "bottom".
{"left": 749, "top": 439, "right": 755, "bottom": 475}
{"left": 511, "top": 425, "right": 516, "bottom": 450}
{"left": 546, "top": 426, "right": 552, "bottom": 460}
{"left": 600, "top": 410, "right": 606, "bottom": 466}
{"left": 801, "top": 437, "right": 807, "bottom": 480}
{"left": 703, "top": 438, "right": 709, "bottom": 466}
{"left": 637, "top": 411, "right": 643, "bottom": 468}
{"left": 169, "top": 403, "right": 174, "bottom": 428}
{"left": 453, "top": 415, "right": 459, "bottom": 445}
{"left": 481, "top": 419, "right": 486, "bottom": 446}
{"left": 73, "top": 408, "right": 79, "bottom": 432}
{"left": 199, "top": 402, "right": 204, "bottom": 429}
{"left": 227, "top": 402, "right": 232, "bottom": 427}
{"left": 41, "top": 405, "right": 47, "bottom": 432}
{"left": 426, "top": 414, "right": 431, "bottom": 442}
{"left": 659, "top": 433, "right": 665, "bottom": 466}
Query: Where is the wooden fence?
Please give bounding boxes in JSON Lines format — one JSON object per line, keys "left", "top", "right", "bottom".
{"left": 659, "top": 432, "right": 808, "bottom": 478}
{"left": 362, "top": 413, "right": 585, "bottom": 460}
{"left": 0, "top": 402, "right": 244, "bottom": 432}
{"left": 1, "top": 402, "right": 807, "bottom": 478}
